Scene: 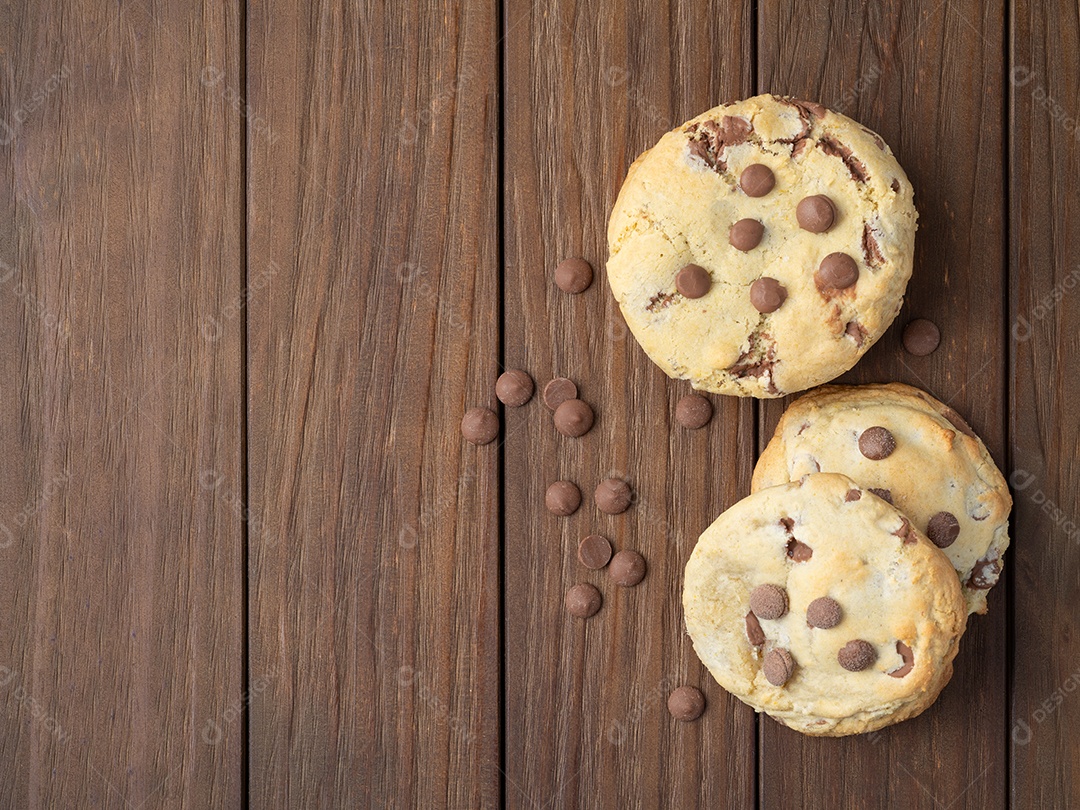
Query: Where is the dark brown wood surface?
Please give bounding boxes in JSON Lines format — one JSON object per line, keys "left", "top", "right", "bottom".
{"left": 0, "top": 0, "right": 1076, "bottom": 807}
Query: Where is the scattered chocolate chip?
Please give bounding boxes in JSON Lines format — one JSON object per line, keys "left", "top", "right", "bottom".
{"left": 609, "top": 549, "right": 647, "bottom": 586}
{"left": 796, "top": 195, "right": 836, "bottom": 233}
{"left": 845, "top": 321, "right": 867, "bottom": 345}
{"left": 838, "top": 640, "right": 877, "bottom": 671}
{"left": 926, "top": 511, "right": 960, "bottom": 548}
{"left": 554, "top": 257, "right": 593, "bottom": 294}
{"left": 676, "top": 264, "right": 712, "bottom": 298}
{"left": 544, "top": 481, "right": 581, "bottom": 516}
{"left": 940, "top": 406, "right": 977, "bottom": 438}
{"left": 967, "top": 553, "right": 1001, "bottom": 589}
{"left": 786, "top": 539, "right": 813, "bottom": 561}
{"left": 667, "top": 686, "right": 706, "bottom": 721}
{"left": 676, "top": 394, "right": 713, "bottom": 429}
{"left": 554, "top": 398, "right": 594, "bottom": 437}
{"left": 595, "top": 478, "right": 633, "bottom": 514}
{"left": 577, "top": 535, "right": 613, "bottom": 569}
{"left": 868, "top": 488, "right": 893, "bottom": 504}
{"left": 750, "top": 584, "right": 788, "bottom": 620}
{"left": 763, "top": 648, "right": 795, "bottom": 686}
{"left": 894, "top": 517, "right": 916, "bottom": 544}
{"left": 740, "top": 164, "right": 775, "bottom": 197}
{"left": 543, "top": 377, "right": 578, "bottom": 411}
{"left": 780, "top": 517, "right": 795, "bottom": 532}
{"left": 730, "top": 218, "right": 765, "bottom": 251}
{"left": 565, "top": 583, "right": 602, "bottom": 618}
{"left": 686, "top": 116, "right": 753, "bottom": 171}
{"left": 750, "top": 277, "right": 788, "bottom": 313}
{"left": 845, "top": 488, "right": 862, "bottom": 502}
{"left": 818, "top": 135, "right": 868, "bottom": 182}
{"left": 815, "top": 252, "right": 859, "bottom": 291}
{"left": 889, "top": 641, "right": 914, "bottom": 678}
{"left": 891, "top": 177, "right": 901, "bottom": 193}
{"left": 496, "top": 369, "right": 534, "bottom": 406}
{"left": 807, "top": 597, "right": 842, "bottom": 629}
{"left": 791, "top": 137, "right": 811, "bottom": 159}
{"left": 745, "top": 612, "right": 766, "bottom": 646}
{"left": 461, "top": 407, "right": 499, "bottom": 445}
{"left": 862, "top": 223, "right": 885, "bottom": 268}
{"left": 902, "top": 318, "right": 941, "bottom": 356}
{"left": 859, "top": 426, "right": 896, "bottom": 460}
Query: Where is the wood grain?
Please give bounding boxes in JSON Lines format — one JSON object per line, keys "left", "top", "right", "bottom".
{"left": 244, "top": 0, "right": 501, "bottom": 805}
{"left": 1009, "top": 0, "right": 1080, "bottom": 806}
{"left": 757, "top": 1, "right": 1008, "bottom": 807}
{"left": 501, "top": 1, "right": 756, "bottom": 807}
{"left": 0, "top": 0, "right": 244, "bottom": 806}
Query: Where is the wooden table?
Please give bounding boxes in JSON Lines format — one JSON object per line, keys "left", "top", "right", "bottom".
{"left": 1, "top": 0, "right": 1076, "bottom": 807}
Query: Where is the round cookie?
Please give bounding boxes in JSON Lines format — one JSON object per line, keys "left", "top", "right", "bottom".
{"left": 683, "top": 473, "right": 967, "bottom": 736}
{"left": 606, "top": 95, "right": 918, "bottom": 398}
{"left": 752, "top": 383, "right": 1011, "bottom": 614}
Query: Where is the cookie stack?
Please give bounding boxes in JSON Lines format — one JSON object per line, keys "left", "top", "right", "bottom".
{"left": 603, "top": 96, "right": 1011, "bottom": 735}
{"left": 683, "top": 384, "right": 1010, "bottom": 736}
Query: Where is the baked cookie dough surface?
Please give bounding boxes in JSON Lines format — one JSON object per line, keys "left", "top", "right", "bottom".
{"left": 753, "top": 383, "right": 1012, "bottom": 614}
{"left": 683, "top": 473, "right": 966, "bottom": 736}
{"left": 607, "top": 95, "right": 917, "bottom": 397}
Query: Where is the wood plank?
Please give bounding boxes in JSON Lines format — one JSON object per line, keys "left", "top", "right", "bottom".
{"left": 756, "top": 2, "right": 1008, "bottom": 807}
{"left": 244, "top": 1, "right": 501, "bottom": 805}
{"left": 0, "top": 0, "right": 244, "bottom": 806}
{"left": 501, "top": 1, "right": 757, "bottom": 806}
{"left": 1009, "top": 0, "right": 1080, "bottom": 805}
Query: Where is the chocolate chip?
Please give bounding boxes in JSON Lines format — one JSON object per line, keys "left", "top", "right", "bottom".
{"left": 750, "top": 277, "right": 788, "bottom": 313}
{"left": 838, "top": 640, "right": 877, "bottom": 671}
{"left": 745, "top": 612, "right": 765, "bottom": 646}
{"left": 889, "top": 641, "right": 914, "bottom": 678}
{"left": 609, "top": 549, "right": 646, "bottom": 586}
{"left": 545, "top": 481, "right": 581, "bottom": 516}
{"left": 818, "top": 135, "right": 868, "bottom": 182}
{"left": 845, "top": 321, "right": 867, "bottom": 345}
{"left": 861, "top": 127, "right": 886, "bottom": 150}
{"left": 554, "top": 398, "right": 594, "bottom": 437}
{"left": 676, "top": 264, "right": 712, "bottom": 298}
{"left": 941, "top": 406, "right": 977, "bottom": 438}
{"left": 796, "top": 195, "right": 836, "bottom": 233}
{"left": 543, "top": 377, "right": 578, "bottom": 411}
{"left": 730, "top": 219, "right": 764, "bottom": 251}
{"left": 791, "top": 137, "right": 811, "bottom": 159}
{"left": 554, "top": 257, "right": 593, "bottom": 294}
{"left": 967, "top": 553, "right": 1001, "bottom": 589}
{"left": 902, "top": 318, "right": 941, "bottom": 356}
{"left": 891, "top": 178, "right": 901, "bottom": 193}
{"left": 894, "top": 517, "right": 916, "bottom": 544}
{"left": 667, "top": 686, "right": 706, "bottom": 721}
{"left": 926, "top": 511, "right": 960, "bottom": 548}
{"left": 740, "top": 163, "right": 775, "bottom": 197}
{"left": 763, "top": 648, "right": 795, "bottom": 686}
{"left": 577, "top": 535, "right": 613, "bottom": 569}
{"left": 461, "top": 407, "right": 499, "bottom": 445}
{"left": 749, "top": 584, "right": 788, "bottom": 620}
{"left": 815, "top": 252, "right": 859, "bottom": 291}
{"left": 845, "top": 488, "right": 861, "bottom": 502}
{"left": 862, "top": 223, "right": 885, "bottom": 267}
{"left": 595, "top": 478, "right": 633, "bottom": 514}
{"left": 496, "top": 369, "right": 534, "bottom": 406}
{"left": 676, "top": 394, "right": 712, "bottom": 429}
{"left": 565, "top": 583, "right": 602, "bottom": 618}
{"left": 787, "top": 538, "right": 813, "bottom": 562}
{"left": 859, "top": 426, "right": 896, "bottom": 460}
{"left": 868, "top": 488, "right": 893, "bottom": 504}
{"left": 807, "top": 597, "right": 842, "bottom": 629}
{"left": 793, "top": 98, "right": 827, "bottom": 119}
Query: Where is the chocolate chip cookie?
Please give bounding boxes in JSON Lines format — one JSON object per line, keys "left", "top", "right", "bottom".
{"left": 683, "top": 473, "right": 967, "bottom": 736}
{"left": 752, "top": 383, "right": 1012, "bottom": 614}
{"left": 607, "top": 95, "right": 917, "bottom": 397}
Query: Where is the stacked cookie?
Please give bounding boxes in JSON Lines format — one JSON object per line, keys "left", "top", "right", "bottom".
{"left": 683, "top": 384, "right": 1011, "bottom": 735}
